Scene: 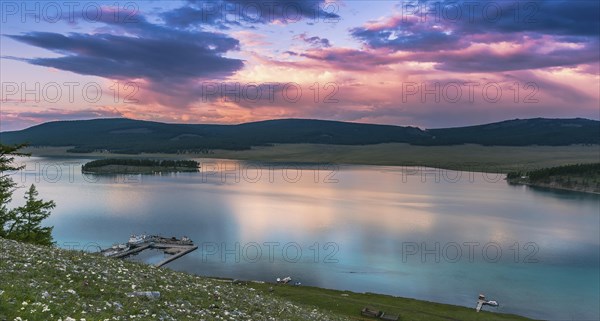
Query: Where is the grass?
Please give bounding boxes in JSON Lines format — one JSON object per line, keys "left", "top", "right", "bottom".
{"left": 22, "top": 144, "right": 600, "bottom": 173}
{"left": 202, "top": 144, "right": 600, "bottom": 173}
{"left": 0, "top": 238, "right": 533, "bottom": 321}
{"left": 250, "top": 284, "right": 532, "bottom": 321}
{"left": 0, "top": 238, "right": 344, "bottom": 321}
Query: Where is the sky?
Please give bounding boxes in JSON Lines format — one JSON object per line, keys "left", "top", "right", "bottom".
{"left": 0, "top": 0, "right": 599, "bottom": 131}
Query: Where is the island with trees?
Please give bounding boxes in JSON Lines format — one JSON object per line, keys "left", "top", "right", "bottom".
{"left": 507, "top": 163, "right": 600, "bottom": 194}
{"left": 81, "top": 159, "right": 200, "bottom": 174}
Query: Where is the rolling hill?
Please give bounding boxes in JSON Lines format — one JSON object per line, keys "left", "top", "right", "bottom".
{"left": 0, "top": 118, "right": 598, "bottom": 154}
{"left": 426, "top": 118, "right": 599, "bottom": 146}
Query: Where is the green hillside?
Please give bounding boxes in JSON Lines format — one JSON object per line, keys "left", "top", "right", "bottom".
{"left": 426, "top": 118, "right": 599, "bottom": 146}
{"left": 0, "top": 117, "right": 598, "bottom": 154}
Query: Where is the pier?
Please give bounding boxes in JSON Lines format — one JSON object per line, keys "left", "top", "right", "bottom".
{"left": 101, "top": 235, "right": 197, "bottom": 267}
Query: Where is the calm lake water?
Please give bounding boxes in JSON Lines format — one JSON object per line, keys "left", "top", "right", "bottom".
{"left": 7, "top": 156, "right": 600, "bottom": 320}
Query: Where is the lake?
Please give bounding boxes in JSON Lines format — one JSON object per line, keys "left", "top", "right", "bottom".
{"left": 7, "top": 156, "right": 599, "bottom": 320}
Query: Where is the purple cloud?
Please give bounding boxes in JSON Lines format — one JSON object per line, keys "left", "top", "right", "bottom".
{"left": 294, "top": 33, "right": 331, "bottom": 48}
{"left": 7, "top": 11, "right": 244, "bottom": 82}
{"left": 162, "top": 0, "right": 340, "bottom": 28}
{"left": 347, "top": 0, "right": 599, "bottom": 72}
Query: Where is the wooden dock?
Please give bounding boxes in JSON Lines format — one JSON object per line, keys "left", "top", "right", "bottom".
{"left": 155, "top": 245, "right": 198, "bottom": 267}
{"left": 101, "top": 235, "right": 197, "bottom": 267}
{"left": 112, "top": 242, "right": 154, "bottom": 259}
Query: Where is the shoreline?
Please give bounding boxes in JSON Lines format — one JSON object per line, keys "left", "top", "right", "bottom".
{"left": 22, "top": 144, "right": 600, "bottom": 169}
{"left": 507, "top": 180, "right": 600, "bottom": 195}
{"left": 21, "top": 145, "right": 600, "bottom": 194}
{"left": 1, "top": 237, "right": 534, "bottom": 320}
{"left": 207, "top": 277, "right": 534, "bottom": 320}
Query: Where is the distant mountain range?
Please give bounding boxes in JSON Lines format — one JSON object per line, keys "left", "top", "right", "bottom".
{"left": 1, "top": 118, "right": 598, "bottom": 154}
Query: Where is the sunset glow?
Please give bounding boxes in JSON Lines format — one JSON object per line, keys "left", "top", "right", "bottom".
{"left": 1, "top": 0, "right": 598, "bottom": 130}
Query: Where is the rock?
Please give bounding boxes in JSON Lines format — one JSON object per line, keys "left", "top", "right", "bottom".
{"left": 128, "top": 291, "right": 160, "bottom": 299}
{"left": 113, "top": 302, "right": 123, "bottom": 310}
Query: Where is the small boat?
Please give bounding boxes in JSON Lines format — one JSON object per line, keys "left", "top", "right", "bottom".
{"left": 180, "top": 236, "right": 193, "bottom": 245}
{"left": 476, "top": 294, "right": 499, "bottom": 312}
{"left": 484, "top": 300, "right": 499, "bottom": 307}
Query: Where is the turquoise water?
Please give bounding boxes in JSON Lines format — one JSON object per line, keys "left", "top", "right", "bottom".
{"left": 8, "top": 157, "right": 599, "bottom": 320}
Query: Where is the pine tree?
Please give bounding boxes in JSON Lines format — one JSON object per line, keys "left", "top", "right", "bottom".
{"left": 0, "top": 176, "right": 16, "bottom": 238}
{"left": 7, "top": 185, "right": 55, "bottom": 245}
{"left": 1, "top": 144, "right": 55, "bottom": 245}
{"left": 0, "top": 144, "right": 24, "bottom": 238}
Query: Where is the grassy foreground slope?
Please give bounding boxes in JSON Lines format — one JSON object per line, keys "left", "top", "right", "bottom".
{"left": 0, "top": 238, "right": 531, "bottom": 321}
{"left": 0, "top": 238, "right": 343, "bottom": 321}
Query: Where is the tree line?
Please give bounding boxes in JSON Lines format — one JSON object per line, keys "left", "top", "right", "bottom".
{"left": 507, "top": 163, "right": 600, "bottom": 181}
{"left": 82, "top": 159, "right": 199, "bottom": 171}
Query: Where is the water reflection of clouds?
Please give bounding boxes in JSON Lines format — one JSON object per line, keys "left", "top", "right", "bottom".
{"left": 6, "top": 157, "right": 599, "bottom": 320}
{"left": 222, "top": 170, "right": 439, "bottom": 241}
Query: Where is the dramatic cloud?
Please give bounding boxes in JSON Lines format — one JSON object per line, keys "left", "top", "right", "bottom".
{"left": 454, "top": 0, "right": 600, "bottom": 36}
{"left": 162, "top": 0, "right": 340, "bottom": 28}
{"left": 1, "top": 0, "right": 598, "bottom": 130}
{"left": 405, "top": 40, "right": 600, "bottom": 72}
{"left": 7, "top": 12, "right": 244, "bottom": 82}
{"left": 348, "top": 0, "right": 600, "bottom": 72}
{"left": 8, "top": 32, "right": 243, "bottom": 81}
{"left": 350, "top": 18, "right": 466, "bottom": 52}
